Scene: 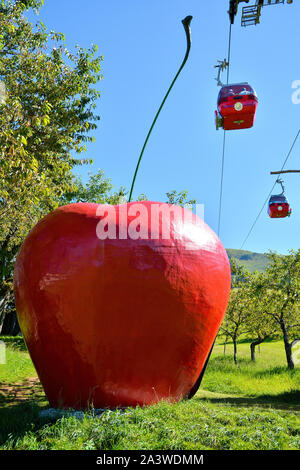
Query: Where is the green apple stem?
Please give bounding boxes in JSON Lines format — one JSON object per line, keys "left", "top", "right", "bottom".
{"left": 128, "top": 15, "right": 193, "bottom": 202}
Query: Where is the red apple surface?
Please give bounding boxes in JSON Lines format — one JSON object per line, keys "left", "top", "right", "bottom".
{"left": 14, "top": 201, "right": 231, "bottom": 409}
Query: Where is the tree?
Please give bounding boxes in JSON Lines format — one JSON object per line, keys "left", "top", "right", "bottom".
{"left": 0, "top": 0, "right": 103, "bottom": 333}
{"left": 246, "top": 271, "right": 278, "bottom": 362}
{"left": 221, "top": 289, "right": 250, "bottom": 364}
{"left": 260, "top": 250, "right": 300, "bottom": 369}
{"left": 61, "top": 170, "right": 127, "bottom": 206}
{"left": 220, "top": 261, "right": 251, "bottom": 364}
{"left": 166, "top": 190, "right": 196, "bottom": 207}
{"left": 62, "top": 174, "right": 197, "bottom": 209}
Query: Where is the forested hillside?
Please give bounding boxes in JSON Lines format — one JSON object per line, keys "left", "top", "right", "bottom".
{"left": 226, "top": 249, "right": 268, "bottom": 272}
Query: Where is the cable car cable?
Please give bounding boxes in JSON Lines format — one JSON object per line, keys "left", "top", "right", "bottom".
{"left": 218, "top": 131, "right": 227, "bottom": 236}
{"left": 240, "top": 127, "right": 300, "bottom": 249}
{"left": 226, "top": 23, "right": 232, "bottom": 85}
{"left": 217, "top": 23, "right": 232, "bottom": 237}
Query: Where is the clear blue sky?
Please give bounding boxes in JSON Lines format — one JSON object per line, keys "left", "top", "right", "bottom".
{"left": 27, "top": 0, "right": 300, "bottom": 254}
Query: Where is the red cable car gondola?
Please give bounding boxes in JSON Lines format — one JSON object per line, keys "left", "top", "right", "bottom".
{"left": 268, "top": 179, "right": 292, "bottom": 219}
{"left": 215, "top": 82, "right": 258, "bottom": 131}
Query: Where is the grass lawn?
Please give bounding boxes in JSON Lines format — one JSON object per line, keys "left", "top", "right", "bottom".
{"left": 202, "top": 339, "right": 300, "bottom": 405}
{"left": 0, "top": 336, "right": 299, "bottom": 450}
{"left": 0, "top": 336, "right": 37, "bottom": 384}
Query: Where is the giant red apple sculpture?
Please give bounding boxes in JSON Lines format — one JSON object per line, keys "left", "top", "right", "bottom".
{"left": 14, "top": 201, "right": 231, "bottom": 409}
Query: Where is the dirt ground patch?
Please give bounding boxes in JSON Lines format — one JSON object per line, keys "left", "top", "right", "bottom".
{"left": 0, "top": 377, "right": 46, "bottom": 406}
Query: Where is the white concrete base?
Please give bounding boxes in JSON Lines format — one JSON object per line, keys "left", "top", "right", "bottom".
{"left": 39, "top": 408, "right": 106, "bottom": 420}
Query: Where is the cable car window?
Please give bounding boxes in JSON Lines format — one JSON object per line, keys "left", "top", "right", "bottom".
{"left": 218, "top": 84, "right": 257, "bottom": 103}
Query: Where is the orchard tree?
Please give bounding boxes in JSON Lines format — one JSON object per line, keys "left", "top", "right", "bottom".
{"left": 0, "top": 0, "right": 103, "bottom": 332}
{"left": 246, "top": 271, "right": 278, "bottom": 362}
{"left": 261, "top": 250, "right": 300, "bottom": 369}
{"left": 220, "top": 261, "right": 251, "bottom": 364}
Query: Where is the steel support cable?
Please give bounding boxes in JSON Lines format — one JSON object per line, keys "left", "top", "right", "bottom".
{"left": 218, "top": 131, "right": 227, "bottom": 236}
{"left": 240, "top": 128, "right": 300, "bottom": 249}
{"left": 217, "top": 22, "right": 232, "bottom": 237}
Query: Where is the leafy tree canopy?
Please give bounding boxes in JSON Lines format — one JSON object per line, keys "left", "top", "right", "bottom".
{"left": 0, "top": 0, "right": 103, "bottom": 315}
{"left": 0, "top": 0, "right": 103, "bottom": 274}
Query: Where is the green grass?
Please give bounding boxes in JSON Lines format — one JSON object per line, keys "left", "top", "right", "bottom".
{"left": 0, "top": 336, "right": 37, "bottom": 384}
{"left": 0, "top": 336, "right": 299, "bottom": 450}
{"left": 202, "top": 339, "right": 300, "bottom": 403}
{"left": 1, "top": 400, "right": 299, "bottom": 450}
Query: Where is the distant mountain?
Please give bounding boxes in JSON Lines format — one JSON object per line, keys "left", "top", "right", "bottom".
{"left": 226, "top": 248, "right": 268, "bottom": 272}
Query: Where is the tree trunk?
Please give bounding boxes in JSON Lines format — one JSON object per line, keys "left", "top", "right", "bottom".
{"left": 0, "top": 291, "right": 11, "bottom": 335}
{"left": 250, "top": 337, "right": 266, "bottom": 362}
{"left": 0, "top": 299, "right": 6, "bottom": 333}
{"left": 1, "top": 311, "right": 21, "bottom": 336}
{"left": 281, "top": 321, "right": 294, "bottom": 370}
{"left": 250, "top": 342, "right": 256, "bottom": 362}
{"left": 233, "top": 339, "right": 238, "bottom": 365}
{"left": 223, "top": 335, "right": 228, "bottom": 355}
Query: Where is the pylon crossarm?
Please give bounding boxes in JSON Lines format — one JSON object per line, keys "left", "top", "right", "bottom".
{"left": 270, "top": 170, "right": 300, "bottom": 174}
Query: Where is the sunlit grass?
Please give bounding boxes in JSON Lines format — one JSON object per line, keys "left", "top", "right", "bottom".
{"left": 0, "top": 337, "right": 37, "bottom": 384}
{"left": 1, "top": 400, "right": 300, "bottom": 450}
{"left": 213, "top": 337, "right": 287, "bottom": 366}
{"left": 201, "top": 339, "right": 300, "bottom": 399}
{"left": 0, "top": 336, "right": 299, "bottom": 450}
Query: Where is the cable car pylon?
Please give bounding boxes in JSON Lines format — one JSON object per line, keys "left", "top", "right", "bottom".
{"left": 271, "top": 170, "right": 300, "bottom": 174}
{"left": 228, "top": 0, "right": 293, "bottom": 27}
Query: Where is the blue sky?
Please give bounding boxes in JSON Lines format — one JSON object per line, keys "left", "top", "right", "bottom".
{"left": 28, "top": 0, "right": 300, "bottom": 254}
